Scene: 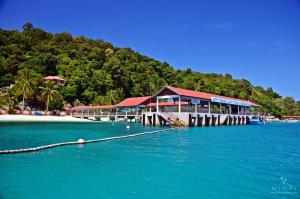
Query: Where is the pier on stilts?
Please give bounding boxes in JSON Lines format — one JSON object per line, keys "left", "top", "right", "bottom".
{"left": 141, "top": 86, "right": 260, "bottom": 127}
{"left": 66, "top": 86, "right": 262, "bottom": 127}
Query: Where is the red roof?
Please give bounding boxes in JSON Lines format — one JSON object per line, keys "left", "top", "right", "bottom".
{"left": 147, "top": 101, "right": 189, "bottom": 107}
{"left": 43, "top": 76, "right": 66, "bottom": 81}
{"left": 248, "top": 101, "right": 259, "bottom": 107}
{"left": 159, "top": 86, "right": 258, "bottom": 107}
{"left": 166, "top": 86, "right": 212, "bottom": 100}
{"left": 115, "top": 96, "right": 151, "bottom": 107}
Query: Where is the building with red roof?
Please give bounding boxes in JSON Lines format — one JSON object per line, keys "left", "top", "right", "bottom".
{"left": 114, "top": 96, "right": 152, "bottom": 115}
{"left": 67, "top": 97, "right": 152, "bottom": 120}
{"left": 152, "top": 86, "right": 258, "bottom": 115}
{"left": 43, "top": 76, "right": 66, "bottom": 86}
{"left": 67, "top": 86, "right": 259, "bottom": 123}
{"left": 114, "top": 96, "right": 151, "bottom": 107}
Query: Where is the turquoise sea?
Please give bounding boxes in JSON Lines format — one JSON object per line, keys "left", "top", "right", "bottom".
{"left": 0, "top": 122, "right": 299, "bottom": 199}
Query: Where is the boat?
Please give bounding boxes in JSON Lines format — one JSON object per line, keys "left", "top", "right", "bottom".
{"left": 283, "top": 119, "right": 298, "bottom": 123}
{"left": 250, "top": 116, "right": 264, "bottom": 125}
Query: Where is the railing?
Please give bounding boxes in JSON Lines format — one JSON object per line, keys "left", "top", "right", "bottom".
{"left": 197, "top": 108, "right": 209, "bottom": 113}
{"left": 163, "top": 106, "right": 185, "bottom": 126}
{"left": 181, "top": 105, "right": 195, "bottom": 113}
{"left": 160, "top": 106, "right": 178, "bottom": 112}
{"left": 211, "top": 110, "right": 222, "bottom": 114}
{"left": 127, "top": 111, "right": 141, "bottom": 115}
{"left": 70, "top": 108, "right": 252, "bottom": 116}
{"left": 158, "top": 105, "right": 210, "bottom": 114}
{"left": 70, "top": 111, "right": 141, "bottom": 116}
{"left": 101, "top": 112, "right": 113, "bottom": 115}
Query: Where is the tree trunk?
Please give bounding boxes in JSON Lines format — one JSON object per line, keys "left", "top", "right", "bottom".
{"left": 46, "top": 94, "right": 49, "bottom": 112}
{"left": 21, "top": 94, "right": 25, "bottom": 111}
{"left": 46, "top": 100, "right": 49, "bottom": 112}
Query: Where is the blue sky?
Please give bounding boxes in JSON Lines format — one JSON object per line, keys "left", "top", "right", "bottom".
{"left": 0, "top": 0, "right": 299, "bottom": 99}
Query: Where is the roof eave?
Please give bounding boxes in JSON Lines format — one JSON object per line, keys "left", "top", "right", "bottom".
{"left": 152, "top": 86, "right": 180, "bottom": 98}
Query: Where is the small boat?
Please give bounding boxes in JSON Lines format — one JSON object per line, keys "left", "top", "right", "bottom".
{"left": 250, "top": 116, "right": 264, "bottom": 125}
{"left": 283, "top": 119, "right": 298, "bottom": 123}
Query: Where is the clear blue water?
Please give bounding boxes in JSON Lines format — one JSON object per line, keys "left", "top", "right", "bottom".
{"left": 0, "top": 122, "right": 299, "bottom": 199}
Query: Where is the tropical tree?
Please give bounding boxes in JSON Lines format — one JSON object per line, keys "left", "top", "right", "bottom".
{"left": 14, "top": 68, "right": 41, "bottom": 110}
{"left": 281, "top": 97, "right": 297, "bottom": 116}
{"left": 39, "top": 82, "right": 62, "bottom": 111}
{"left": 0, "top": 89, "right": 18, "bottom": 113}
{"left": 106, "top": 90, "right": 121, "bottom": 105}
{"left": 0, "top": 23, "right": 299, "bottom": 116}
{"left": 23, "top": 22, "right": 33, "bottom": 31}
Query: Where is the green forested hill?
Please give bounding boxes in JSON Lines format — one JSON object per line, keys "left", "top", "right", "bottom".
{"left": 0, "top": 23, "right": 299, "bottom": 116}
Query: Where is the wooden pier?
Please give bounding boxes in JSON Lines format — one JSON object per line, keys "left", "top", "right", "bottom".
{"left": 71, "top": 111, "right": 142, "bottom": 122}
{"left": 66, "top": 86, "right": 262, "bottom": 127}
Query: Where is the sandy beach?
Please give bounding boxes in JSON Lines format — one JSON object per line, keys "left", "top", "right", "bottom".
{"left": 0, "top": 115, "right": 92, "bottom": 122}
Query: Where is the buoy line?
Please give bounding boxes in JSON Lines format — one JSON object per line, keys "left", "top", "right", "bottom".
{"left": 0, "top": 127, "right": 177, "bottom": 155}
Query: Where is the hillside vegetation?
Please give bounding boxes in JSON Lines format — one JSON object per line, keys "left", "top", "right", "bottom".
{"left": 0, "top": 23, "right": 299, "bottom": 117}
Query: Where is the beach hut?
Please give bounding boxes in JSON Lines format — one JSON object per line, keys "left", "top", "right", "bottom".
{"left": 43, "top": 76, "right": 66, "bottom": 86}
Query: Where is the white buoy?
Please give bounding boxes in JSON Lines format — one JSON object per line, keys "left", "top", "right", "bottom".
{"left": 126, "top": 125, "right": 130, "bottom": 130}
{"left": 77, "top": 138, "right": 85, "bottom": 144}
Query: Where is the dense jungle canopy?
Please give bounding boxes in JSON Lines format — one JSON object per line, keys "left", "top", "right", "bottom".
{"left": 0, "top": 23, "right": 299, "bottom": 117}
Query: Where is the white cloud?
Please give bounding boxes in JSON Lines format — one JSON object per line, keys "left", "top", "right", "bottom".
{"left": 204, "top": 22, "right": 235, "bottom": 30}
{"left": 270, "top": 40, "right": 294, "bottom": 52}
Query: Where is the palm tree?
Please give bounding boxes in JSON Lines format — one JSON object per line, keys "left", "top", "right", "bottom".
{"left": 40, "top": 82, "right": 62, "bottom": 112}
{"left": 106, "top": 90, "right": 120, "bottom": 105}
{"left": 14, "top": 68, "right": 41, "bottom": 110}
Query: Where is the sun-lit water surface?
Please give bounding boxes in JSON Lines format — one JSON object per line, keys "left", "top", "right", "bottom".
{"left": 0, "top": 122, "right": 299, "bottom": 199}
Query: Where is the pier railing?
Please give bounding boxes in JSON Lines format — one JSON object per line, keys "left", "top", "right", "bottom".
{"left": 159, "top": 105, "right": 209, "bottom": 113}
{"left": 70, "top": 111, "right": 142, "bottom": 117}
{"left": 70, "top": 108, "right": 252, "bottom": 117}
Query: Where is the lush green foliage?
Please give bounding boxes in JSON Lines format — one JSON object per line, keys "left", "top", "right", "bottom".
{"left": 0, "top": 88, "right": 18, "bottom": 113}
{"left": 0, "top": 23, "right": 299, "bottom": 116}
{"left": 14, "top": 68, "right": 41, "bottom": 109}
{"left": 40, "top": 82, "right": 62, "bottom": 111}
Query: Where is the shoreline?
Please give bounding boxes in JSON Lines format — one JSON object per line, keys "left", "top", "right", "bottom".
{"left": 0, "top": 115, "right": 92, "bottom": 122}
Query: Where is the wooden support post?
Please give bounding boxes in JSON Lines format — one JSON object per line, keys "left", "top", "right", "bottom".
{"left": 156, "top": 98, "right": 159, "bottom": 113}
{"left": 189, "top": 114, "right": 192, "bottom": 127}
{"left": 178, "top": 96, "right": 181, "bottom": 113}
{"left": 208, "top": 101, "right": 211, "bottom": 114}
{"left": 153, "top": 114, "right": 156, "bottom": 126}
{"left": 197, "top": 115, "right": 202, "bottom": 126}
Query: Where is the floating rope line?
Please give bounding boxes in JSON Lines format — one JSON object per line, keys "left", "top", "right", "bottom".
{"left": 0, "top": 128, "right": 177, "bottom": 154}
